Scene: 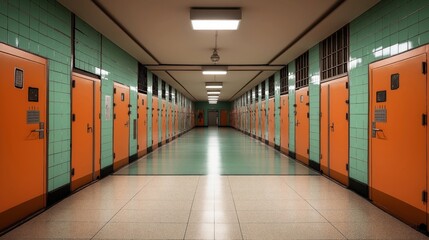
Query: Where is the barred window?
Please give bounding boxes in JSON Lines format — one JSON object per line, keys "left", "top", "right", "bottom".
{"left": 320, "top": 25, "right": 349, "bottom": 80}
{"left": 161, "top": 81, "right": 166, "bottom": 99}
{"left": 250, "top": 90, "right": 253, "bottom": 104}
{"left": 255, "top": 85, "right": 259, "bottom": 102}
{"left": 174, "top": 89, "right": 177, "bottom": 103}
{"left": 261, "top": 81, "right": 266, "bottom": 99}
{"left": 169, "top": 86, "right": 172, "bottom": 101}
{"left": 268, "top": 76, "right": 274, "bottom": 98}
{"left": 152, "top": 75, "right": 158, "bottom": 96}
{"left": 138, "top": 63, "right": 147, "bottom": 93}
{"left": 280, "top": 66, "right": 288, "bottom": 95}
{"left": 295, "top": 51, "right": 309, "bottom": 89}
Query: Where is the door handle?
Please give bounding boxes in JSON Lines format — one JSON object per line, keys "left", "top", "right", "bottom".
{"left": 371, "top": 122, "right": 383, "bottom": 137}
{"left": 87, "top": 124, "right": 93, "bottom": 133}
{"left": 330, "top": 122, "right": 334, "bottom": 131}
{"left": 32, "top": 122, "right": 45, "bottom": 139}
{"left": 296, "top": 120, "right": 300, "bottom": 126}
{"left": 125, "top": 121, "right": 129, "bottom": 127}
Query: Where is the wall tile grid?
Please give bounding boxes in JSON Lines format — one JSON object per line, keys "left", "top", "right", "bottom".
{"left": 0, "top": 0, "right": 72, "bottom": 191}
{"left": 309, "top": 45, "right": 320, "bottom": 163}
{"left": 348, "top": 0, "right": 429, "bottom": 184}
{"left": 74, "top": 17, "right": 100, "bottom": 74}
{"left": 288, "top": 62, "right": 296, "bottom": 153}
{"left": 274, "top": 71, "right": 281, "bottom": 146}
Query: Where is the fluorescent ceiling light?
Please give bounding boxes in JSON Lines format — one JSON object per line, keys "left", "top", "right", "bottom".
{"left": 208, "top": 96, "right": 219, "bottom": 99}
{"left": 209, "top": 101, "right": 217, "bottom": 104}
{"left": 207, "top": 90, "right": 221, "bottom": 95}
{"left": 202, "top": 66, "right": 227, "bottom": 75}
{"left": 205, "top": 82, "right": 223, "bottom": 89}
{"left": 190, "top": 8, "right": 241, "bottom": 30}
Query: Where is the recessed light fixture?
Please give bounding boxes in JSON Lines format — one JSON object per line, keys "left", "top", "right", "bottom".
{"left": 190, "top": 8, "right": 241, "bottom": 30}
{"left": 205, "top": 82, "right": 223, "bottom": 89}
{"left": 209, "top": 101, "right": 217, "bottom": 104}
{"left": 208, "top": 96, "right": 219, "bottom": 99}
{"left": 202, "top": 66, "right": 227, "bottom": 75}
{"left": 207, "top": 90, "right": 221, "bottom": 95}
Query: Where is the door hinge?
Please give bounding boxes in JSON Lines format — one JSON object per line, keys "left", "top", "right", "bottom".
{"left": 114, "top": 114, "right": 116, "bottom": 119}
{"left": 320, "top": 154, "right": 322, "bottom": 159}
{"left": 72, "top": 114, "right": 76, "bottom": 122}
{"left": 99, "top": 113, "right": 101, "bottom": 119}
{"left": 345, "top": 82, "right": 349, "bottom": 89}
{"left": 71, "top": 168, "right": 75, "bottom": 176}
{"left": 137, "top": 144, "right": 139, "bottom": 150}
{"left": 422, "top": 190, "right": 427, "bottom": 203}
{"left": 345, "top": 100, "right": 349, "bottom": 104}
{"left": 307, "top": 148, "right": 309, "bottom": 154}
{"left": 346, "top": 163, "right": 349, "bottom": 171}
{"left": 422, "top": 62, "right": 427, "bottom": 74}
{"left": 346, "top": 113, "right": 349, "bottom": 120}
{"left": 307, "top": 91, "right": 309, "bottom": 96}
{"left": 307, "top": 112, "right": 309, "bottom": 118}
{"left": 423, "top": 114, "right": 427, "bottom": 126}
{"left": 113, "top": 153, "right": 116, "bottom": 159}
{"left": 137, "top": 113, "right": 139, "bottom": 118}
{"left": 114, "top": 88, "right": 117, "bottom": 94}
{"left": 72, "top": 80, "right": 76, "bottom": 88}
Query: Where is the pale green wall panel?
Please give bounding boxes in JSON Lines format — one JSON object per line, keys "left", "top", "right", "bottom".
{"left": 74, "top": 16, "right": 101, "bottom": 75}
{"left": 274, "top": 71, "right": 281, "bottom": 146}
{"left": 288, "top": 62, "right": 296, "bottom": 153}
{"left": 308, "top": 45, "right": 320, "bottom": 163}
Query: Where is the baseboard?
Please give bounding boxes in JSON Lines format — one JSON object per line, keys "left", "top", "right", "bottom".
{"left": 47, "top": 183, "right": 70, "bottom": 207}
{"left": 348, "top": 178, "right": 369, "bottom": 198}
{"left": 309, "top": 160, "right": 320, "bottom": 172}
{"left": 288, "top": 151, "right": 296, "bottom": 159}
{"left": 129, "top": 153, "right": 138, "bottom": 163}
{"left": 100, "top": 164, "right": 113, "bottom": 178}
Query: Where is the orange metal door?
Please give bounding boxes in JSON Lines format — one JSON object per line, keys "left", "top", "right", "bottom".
{"left": 168, "top": 104, "right": 173, "bottom": 140}
{"left": 152, "top": 97, "right": 158, "bottom": 148}
{"left": 220, "top": 110, "right": 228, "bottom": 126}
{"left": 370, "top": 51, "right": 427, "bottom": 227}
{"left": 162, "top": 100, "right": 166, "bottom": 143}
{"left": 255, "top": 105, "right": 259, "bottom": 137}
{"left": 137, "top": 93, "right": 147, "bottom": 157}
{"left": 113, "top": 83, "right": 130, "bottom": 170}
{"left": 268, "top": 99, "right": 275, "bottom": 146}
{"left": 71, "top": 73, "right": 96, "bottom": 191}
{"left": 295, "top": 87, "right": 309, "bottom": 165}
{"left": 280, "top": 95, "right": 289, "bottom": 154}
{"left": 320, "top": 77, "right": 349, "bottom": 185}
{"left": 0, "top": 44, "right": 47, "bottom": 231}
{"left": 175, "top": 105, "right": 178, "bottom": 136}
{"left": 261, "top": 101, "right": 266, "bottom": 140}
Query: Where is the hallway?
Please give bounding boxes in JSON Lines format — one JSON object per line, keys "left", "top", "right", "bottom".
{"left": 1, "top": 128, "right": 426, "bottom": 240}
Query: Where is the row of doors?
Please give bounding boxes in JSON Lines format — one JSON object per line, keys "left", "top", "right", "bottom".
{"left": 0, "top": 43, "right": 193, "bottom": 233}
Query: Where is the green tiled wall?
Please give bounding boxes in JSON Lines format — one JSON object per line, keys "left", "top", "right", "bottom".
{"left": 288, "top": 62, "right": 296, "bottom": 153}
{"left": 308, "top": 45, "right": 320, "bottom": 163}
{"left": 274, "top": 71, "right": 281, "bottom": 146}
{"left": 0, "top": 0, "right": 72, "bottom": 191}
{"left": 349, "top": 0, "right": 429, "bottom": 184}
{"left": 101, "top": 37, "right": 138, "bottom": 166}
{"left": 74, "top": 16, "right": 101, "bottom": 75}
{"left": 147, "top": 71, "right": 153, "bottom": 146}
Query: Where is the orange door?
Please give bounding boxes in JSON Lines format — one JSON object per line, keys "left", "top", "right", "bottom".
{"left": 220, "top": 110, "right": 228, "bottom": 126}
{"left": 71, "top": 73, "right": 98, "bottom": 191}
{"left": 268, "top": 99, "right": 275, "bottom": 146}
{"left": 137, "top": 93, "right": 147, "bottom": 157}
{"left": 168, "top": 104, "right": 173, "bottom": 140}
{"left": 161, "top": 100, "right": 166, "bottom": 143}
{"left": 320, "top": 77, "right": 349, "bottom": 185}
{"left": 0, "top": 44, "right": 47, "bottom": 231}
{"left": 152, "top": 97, "right": 158, "bottom": 148}
{"left": 295, "top": 87, "right": 309, "bottom": 165}
{"left": 255, "top": 105, "right": 259, "bottom": 137}
{"left": 261, "top": 101, "right": 266, "bottom": 140}
{"left": 113, "top": 83, "right": 130, "bottom": 170}
{"left": 370, "top": 50, "right": 427, "bottom": 227}
{"left": 280, "top": 95, "right": 289, "bottom": 154}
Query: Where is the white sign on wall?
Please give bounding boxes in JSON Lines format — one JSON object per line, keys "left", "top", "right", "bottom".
{"left": 105, "top": 95, "right": 111, "bottom": 120}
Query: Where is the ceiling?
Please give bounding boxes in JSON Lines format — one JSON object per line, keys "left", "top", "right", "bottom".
{"left": 58, "top": 0, "right": 379, "bottom": 101}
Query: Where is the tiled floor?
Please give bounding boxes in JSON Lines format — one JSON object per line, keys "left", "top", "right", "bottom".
{"left": 2, "top": 128, "right": 428, "bottom": 239}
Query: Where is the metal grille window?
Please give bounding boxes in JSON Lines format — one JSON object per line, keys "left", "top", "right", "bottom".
{"left": 268, "top": 76, "right": 274, "bottom": 98}
{"left": 295, "top": 52, "right": 309, "bottom": 89}
{"left": 250, "top": 90, "right": 253, "bottom": 104}
{"left": 161, "top": 81, "right": 166, "bottom": 99}
{"left": 138, "top": 64, "right": 147, "bottom": 93}
{"left": 255, "top": 85, "right": 259, "bottom": 102}
{"left": 280, "top": 66, "right": 288, "bottom": 95}
{"left": 169, "top": 86, "right": 172, "bottom": 101}
{"left": 261, "top": 81, "right": 266, "bottom": 99}
{"left": 175, "top": 89, "right": 177, "bottom": 103}
{"left": 153, "top": 75, "right": 158, "bottom": 96}
{"left": 320, "top": 25, "right": 349, "bottom": 80}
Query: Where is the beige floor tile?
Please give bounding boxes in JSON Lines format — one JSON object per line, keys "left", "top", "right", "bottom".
{"left": 52, "top": 198, "right": 128, "bottom": 210}
{"left": 234, "top": 200, "right": 313, "bottom": 211}
{"left": 93, "top": 222, "right": 186, "bottom": 239}
{"left": 307, "top": 197, "right": 374, "bottom": 210}
{"left": 34, "top": 208, "right": 118, "bottom": 222}
{"left": 1, "top": 221, "right": 105, "bottom": 239}
{"left": 241, "top": 223, "right": 345, "bottom": 239}
{"left": 215, "top": 223, "right": 242, "bottom": 239}
{"left": 189, "top": 211, "right": 215, "bottom": 223}
{"left": 215, "top": 200, "right": 236, "bottom": 211}
{"left": 111, "top": 209, "right": 189, "bottom": 223}
{"left": 135, "top": 189, "right": 196, "bottom": 200}
{"left": 215, "top": 211, "right": 239, "bottom": 223}
{"left": 237, "top": 210, "right": 326, "bottom": 223}
{"left": 124, "top": 199, "right": 193, "bottom": 210}
{"left": 192, "top": 200, "right": 216, "bottom": 211}
{"left": 185, "top": 223, "right": 215, "bottom": 240}
{"left": 318, "top": 208, "right": 397, "bottom": 223}
{"left": 334, "top": 221, "right": 428, "bottom": 239}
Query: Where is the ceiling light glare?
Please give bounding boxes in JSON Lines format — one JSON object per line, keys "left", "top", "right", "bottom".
{"left": 207, "top": 90, "right": 221, "bottom": 95}
{"left": 190, "top": 8, "right": 241, "bottom": 30}
{"left": 205, "top": 82, "right": 223, "bottom": 89}
{"left": 202, "top": 66, "right": 228, "bottom": 75}
{"left": 209, "top": 101, "right": 218, "bottom": 104}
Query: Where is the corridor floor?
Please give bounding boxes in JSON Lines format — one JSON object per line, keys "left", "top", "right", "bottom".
{"left": 1, "top": 128, "right": 427, "bottom": 239}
